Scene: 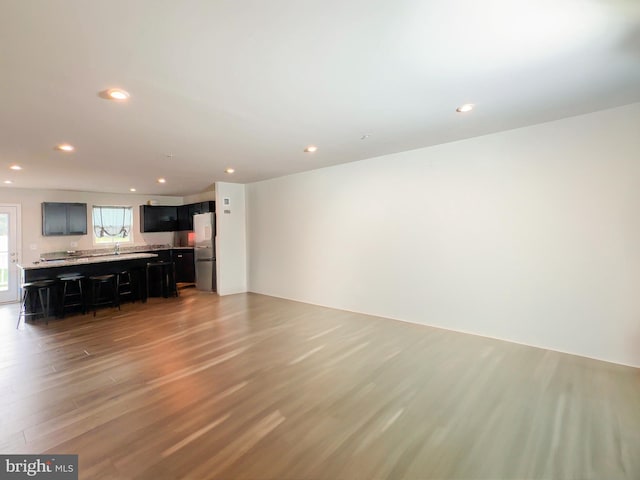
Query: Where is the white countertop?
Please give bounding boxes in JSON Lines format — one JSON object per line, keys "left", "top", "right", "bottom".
{"left": 17, "top": 252, "right": 158, "bottom": 270}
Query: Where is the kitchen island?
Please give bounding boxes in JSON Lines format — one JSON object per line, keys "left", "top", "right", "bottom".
{"left": 17, "top": 252, "right": 159, "bottom": 314}
{"left": 18, "top": 252, "right": 158, "bottom": 280}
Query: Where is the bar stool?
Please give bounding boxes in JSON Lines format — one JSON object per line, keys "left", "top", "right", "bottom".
{"left": 146, "top": 261, "right": 178, "bottom": 299}
{"left": 117, "top": 270, "right": 135, "bottom": 303}
{"left": 88, "top": 274, "right": 119, "bottom": 316}
{"left": 58, "top": 274, "right": 86, "bottom": 318}
{"left": 17, "top": 280, "right": 56, "bottom": 328}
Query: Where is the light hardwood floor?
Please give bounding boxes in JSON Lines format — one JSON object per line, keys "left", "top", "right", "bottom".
{"left": 1, "top": 289, "right": 639, "bottom": 479}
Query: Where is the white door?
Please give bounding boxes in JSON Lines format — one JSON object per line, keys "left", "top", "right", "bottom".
{"left": 0, "top": 205, "right": 20, "bottom": 303}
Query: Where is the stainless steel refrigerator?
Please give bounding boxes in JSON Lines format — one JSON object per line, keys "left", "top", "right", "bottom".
{"left": 194, "top": 212, "right": 216, "bottom": 292}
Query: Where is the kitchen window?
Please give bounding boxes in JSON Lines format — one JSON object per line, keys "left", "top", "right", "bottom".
{"left": 92, "top": 206, "right": 133, "bottom": 245}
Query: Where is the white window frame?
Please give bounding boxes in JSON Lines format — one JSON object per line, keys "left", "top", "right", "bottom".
{"left": 91, "top": 205, "right": 134, "bottom": 246}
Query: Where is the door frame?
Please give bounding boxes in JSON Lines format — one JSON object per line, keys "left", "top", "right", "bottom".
{"left": 0, "top": 203, "right": 22, "bottom": 303}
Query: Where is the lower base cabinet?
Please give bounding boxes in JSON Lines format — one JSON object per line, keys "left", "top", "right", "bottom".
{"left": 173, "top": 250, "right": 195, "bottom": 283}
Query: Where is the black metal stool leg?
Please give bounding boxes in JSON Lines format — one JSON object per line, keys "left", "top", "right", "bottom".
{"left": 172, "top": 262, "right": 178, "bottom": 297}
{"left": 93, "top": 281, "right": 98, "bottom": 317}
{"left": 37, "top": 287, "right": 47, "bottom": 325}
{"left": 79, "top": 279, "right": 85, "bottom": 314}
{"left": 163, "top": 265, "right": 168, "bottom": 298}
{"left": 146, "top": 266, "right": 150, "bottom": 302}
{"left": 61, "top": 281, "right": 68, "bottom": 318}
{"left": 45, "top": 287, "right": 50, "bottom": 324}
{"left": 114, "top": 276, "right": 120, "bottom": 310}
{"left": 17, "top": 288, "right": 27, "bottom": 329}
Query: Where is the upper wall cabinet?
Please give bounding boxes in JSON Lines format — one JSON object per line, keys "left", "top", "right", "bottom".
{"left": 194, "top": 201, "right": 215, "bottom": 214}
{"left": 177, "top": 201, "right": 216, "bottom": 231}
{"left": 42, "top": 202, "right": 87, "bottom": 236}
{"left": 177, "top": 204, "right": 195, "bottom": 232}
{"left": 140, "top": 201, "right": 215, "bottom": 232}
{"left": 140, "top": 205, "right": 178, "bottom": 232}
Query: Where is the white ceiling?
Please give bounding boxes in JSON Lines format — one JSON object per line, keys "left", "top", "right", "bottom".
{"left": 1, "top": 0, "right": 639, "bottom": 196}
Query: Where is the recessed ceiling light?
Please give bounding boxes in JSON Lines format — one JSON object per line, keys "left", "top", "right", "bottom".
{"left": 105, "top": 88, "right": 130, "bottom": 101}
{"left": 56, "top": 143, "right": 75, "bottom": 152}
{"left": 9, "top": 165, "right": 22, "bottom": 170}
{"left": 3, "top": 180, "right": 12, "bottom": 184}
{"left": 225, "top": 168, "right": 235, "bottom": 174}
{"left": 456, "top": 104, "right": 474, "bottom": 113}
{"left": 304, "top": 145, "right": 318, "bottom": 153}
{"left": 157, "top": 178, "right": 166, "bottom": 184}
{"left": 129, "top": 188, "right": 137, "bottom": 192}
{"left": 360, "top": 134, "right": 371, "bottom": 140}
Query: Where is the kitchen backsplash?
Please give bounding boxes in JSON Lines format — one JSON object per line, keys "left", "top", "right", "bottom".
{"left": 174, "top": 230, "right": 195, "bottom": 247}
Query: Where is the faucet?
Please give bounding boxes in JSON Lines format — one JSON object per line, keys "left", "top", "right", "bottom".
{"left": 114, "top": 242, "right": 120, "bottom": 255}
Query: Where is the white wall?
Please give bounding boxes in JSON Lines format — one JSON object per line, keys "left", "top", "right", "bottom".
{"left": 0, "top": 188, "right": 183, "bottom": 265}
{"left": 246, "top": 103, "right": 640, "bottom": 367}
{"left": 183, "top": 188, "right": 215, "bottom": 204}
{"left": 215, "top": 182, "right": 247, "bottom": 295}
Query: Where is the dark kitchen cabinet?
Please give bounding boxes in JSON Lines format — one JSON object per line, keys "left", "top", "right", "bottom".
{"left": 196, "top": 201, "right": 215, "bottom": 214}
{"left": 67, "top": 204, "right": 87, "bottom": 234}
{"left": 176, "top": 201, "right": 216, "bottom": 231}
{"left": 140, "top": 205, "right": 178, "bottom": 232}
{"left": 173, "top": 249, "right": 195, "bottom": 283}
{"left": 42, "top": 202, "right": 87, "bottom": 236}
{"left": 141, "top": 201, "right": 215, "bottom": 232}
{"left": 177, "top": 204, "right": 195, "bottom": 231}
